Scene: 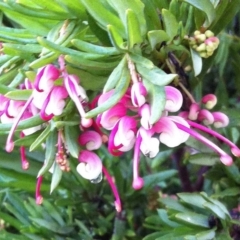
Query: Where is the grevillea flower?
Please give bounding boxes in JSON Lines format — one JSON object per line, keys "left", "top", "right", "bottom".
{"left": 154, "top": 116, "right": 190, "bottom": 148}
{"left": 40, "top": 86, "right": 68, "bottom": 121}
{"left": 108, "top": 116, "right": 137, "bottom": 155}
{"left": 98, "top": 103, "right": 127, "bottom": 130}
{"left": 78, "top": 130, "right": 102, "bottom": 150}
{"left": 77, "top": 150, "right": 103, "bottom": 181}
{"left": 63, "top": 74, "right": 92, "bottom": 128}
{"left": 34, "top": 64, "right": 60, "bottom": 92}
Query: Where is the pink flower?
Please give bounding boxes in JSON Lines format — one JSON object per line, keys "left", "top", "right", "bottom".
{"left": 108, "top": 116, "right": 137, "bottom": 155}
{"left": 64, "top": 74, "right": 92, "bottom": 128}
{"left": 98, "top": 103, "right": 127, "bottom": 130}
{"left": 39, "top": 86, "right": 68, "bottom": 121}
{"left": 154, "top": 116, "right": 190, "bottom": 147}
{"left": 77, "top": 150, "right": 102, "bottom": 180}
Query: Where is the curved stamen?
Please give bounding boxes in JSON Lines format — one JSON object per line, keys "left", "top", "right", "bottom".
{"left": 132, "top": 133, "right": 144, "bottom": 190}
{"left": 102, "top": 166, "right": 121, "bottom": 212}
{"left": 20, "top": 132, "right": 29, "bottom": 170}
{"left": 175, "top": 122, "right": 233, "bottom": 166}
{"left": 5, "top": 96, "right": 33, "bottom": 152}
{"left": 187, "top": 120, "right": 240, "bottom": 157}
{"left": 35, "top": 175, "right": 43, "bottom": 205}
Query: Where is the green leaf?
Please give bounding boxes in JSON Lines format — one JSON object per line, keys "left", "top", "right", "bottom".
{"left": 0, "top": 115, "right": 44, "bottom": 132}
{"left": 160, "top": 197, "right": 190, "bottom": 213}
{"left": 80, "top": 0, "right": 125, "bottom": 36}
{"left": 4, "top": 89, "right": 32, "bottom": 101}
{"left": 126, "top": 9, "right": 143, "bottom": 49}
{"left": 129, "top": 53, "right": 155, "bottom": 68}
{"left": 143, "top": 170, "right": 177, "bottom": 189}
{"left": 143, "top": 79, "right": 166, "bottom": 125}
{"left": 157, "top": 209, "right": 180, "bottom": 227}
{"left": 147, "top": 30, "right": 169, "bottom": 50}
{"left": 103, "top": 56, "right": 126, "bottom": 92}
{"left": 188, "top": 153, "right": 219, "bottom": 166}
{"left": 37, "top": 128, "right": 57, "bottom": 177}
{"left": 30, "top": 124, "right": 51, "bottom": 152}
{"left": 180, "top": 0, "right": 215, "bottom": 27}
{"left": 211, "top": 0, "right": 240, "bottom": 35}
{"left": 30, "top": 217, "right": 73, "bottom": 234}
{"left": 190, "top": 48, "right": 202, "bottom": 77}
{"left": 136, "top": 64, "right": 177, "bottom": 86}
{"left": 50, "top": 162, "right": 62, "bottom": 194}
{"left": 107, "top": 0, "right": 146, "bottom": 36}
{"left": 195, "top": 229, "right": 216, "bottom": 240}
{"left": 177, "top": 193, "right": 207, "bottom": 209}
{"left": 71, "top": 39, "right": 120, "bottom": 55}
{"left": 42, "top": 200, "right": 65, "bottom": 226}
{"left": 0, "top": 213, "right": 22, "bottom": 231}
{"left": 203, "top": 202, "right": 226, "bottom": 219}
{"left": 107, "top": 24, "right": 125, "bottom": 50}
{"left": 212, "top": 187, "right": 240, "bottom": 198}
{"left": 64, "top": 125, "right": 80, "bottom": 159}
{"left": 65, "top": 54, "right": 119, "bottom": 72}
{"left": 162, "top": 9, "right": 179, "bottom": 41}
{"left": 37, "top": 37, "right": 106, "bottom": 60}
{"left": 175, "top": 212, "right": 209, "bottom": 228}
{"left": 66, "top": 66, "right": 107, "bottom": 91}
{"left": 85, "top": 64, "right": 130, "bottom": 118}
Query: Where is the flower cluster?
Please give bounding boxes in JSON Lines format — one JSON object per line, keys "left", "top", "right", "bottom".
{"left": 1, "top": 55, "right": 240, "bottom": 212}
{"left": 189, "top": 30, "right": 220, "bottom": 58}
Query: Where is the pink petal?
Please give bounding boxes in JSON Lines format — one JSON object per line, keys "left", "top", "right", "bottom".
{"left": 45, "top": 86, "right": 68, "bottom": 116}
{"left": 197, "top": 109, "right": 214, "bottom": 125}
{"left": 100, "top": 103, "right": 127, "bottom": 130}
{"left": 34, "top": 64, "right": 60, "bottom": 92}
{"left": 201, "top": 94, "right": 217, "bottom": 109}
{"left": 212, "top": 112, "right": 229, "bottom": 128}
{"left": 164, "top": 86, "right": 183, "bottom": 112}
{"left": 154, "top": 116, "right": 189, "bottom": 147}
{"left": 77, "top": 150, "right": 102, "bottom": 180}
{"left": 78, "top": 130, "right": 102, "bottom": 150}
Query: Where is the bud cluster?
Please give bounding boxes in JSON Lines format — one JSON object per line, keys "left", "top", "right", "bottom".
{"left": 189, "top": 30, "right": 220, "bottom": 58}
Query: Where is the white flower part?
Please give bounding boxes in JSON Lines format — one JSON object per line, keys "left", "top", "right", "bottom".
{"left": 32, "top": 90, "right": 50, "bottom": 110}
{"left": 77, "top": 150, "right": 102, "bottom": 180}
{"left": 113, "top": 116, "right": 137, "bottom": 152}
{"left": 139, "top": 128, "right": 159, "bottom": 158}
{"left": 139, "top": 104, "right": 152, "bottom": 130}
{"left": 140, "top": 137, "right": 160, "bottom": 158}
{"left": 77, "top": 162, "right": 102, "bottom": 180}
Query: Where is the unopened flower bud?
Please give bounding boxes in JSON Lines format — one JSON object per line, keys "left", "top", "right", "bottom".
{"left": 194, "top": 30, "right": 201, "bottom": 36}
{"left": 205, "top": 30, "right": 214, "bottom": 38}
{"left": 196, "top": 43, "right": 206, "bottom": 52}
{"left": 195, "top": 34, "right": 206, "bottom": 42}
